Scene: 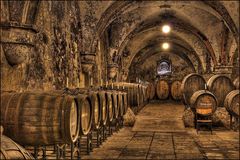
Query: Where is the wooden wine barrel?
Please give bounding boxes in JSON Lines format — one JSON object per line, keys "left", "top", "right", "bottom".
{"left": 112, "top": 91, "right": 119, "bottom": 119}
{"left": 224, "top": 90, "right": 239, "bottom": 117}
{"left": 118, "top": 92, "right": 124, "bottom": 117}
{"left": 48, "top": 89, "right": 93, "bottom": 135}
{"left": 73, "top": 89, "right": 101, "bottom": 130}
{"left": 142, "top": 85, "right": 148, "bottom": 102}
{"left": 122, "top": 92, "right": 128, "bottom": 114}
{"left": 98, "top": 91, "right": 108, "bottom": 126}
{"left": 0, "top": 133, "right": 34, "bottom": 159}
{"left": 118, "top": 83, "right": 139, "bottom": 107}
{"left": 148, "top": 83, "right": 155, "bottom": 100}
{"left": 76, "top": 94, "right": 92, "bottom": 135}
{"left": 138, "top": 85, "right": 144, "bottom": 105}
{"left": 190, "top": 90, "right": 218, "bottom": 115}
{"left": 233, "top": 77, "right": 239, "bottom": 89}
{"left": 171, "top": 80, "right": 182, "bottom": 100}
{"left": 88, "top": 91, "right": 101, "bottom": 130}
{"left": 106, "top": 91, "right": 114, "bottom": 122}
{"left": 156, "top": 80, "right": 169, "bottom": 100}
{"left": 207, "top": 75, "right": 235, "bottom": 107}
{"left": 181, "top": 73, "right": 206, "bottom": 105}
{"left": 145, "top": 85, "right": 149, "bottom": 101}
{"left": 0, "top": 92, "right": 80, "bottom": 145}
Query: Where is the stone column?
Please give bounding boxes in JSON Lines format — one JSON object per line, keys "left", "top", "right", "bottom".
{"left": 80, "top": 51, "right": 96, "bottom": 87}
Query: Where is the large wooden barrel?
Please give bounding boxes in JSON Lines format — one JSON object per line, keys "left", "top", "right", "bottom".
{"left": 171, "top": 80, "right": 182, "bottom": 100}
{"left": 207, "top": 75, "right": 235, "bottom": 107}
{"left": 0, "top": 92, "right": 80, "bottom": 145}
{"left": 181, "top": 73, "right": 206, "bottom": 105}
{"left": 156, "top": 80, "right": 169, "bottom": 100}
{"left": 0, "top": 133, "right": 34, "bottom": 159}
{"left": 112, "top": 91, "right": 119, "bottom": 119}
{"left": 233, "top": 77, "right": 239, "bottom": 89}
{"left": 190, "top": 90, "right": 218, "bottom": 115}
{"left": 224, "top": 90, "right": 239, "bottom": 117}
{"left": 98, "top": 91, "right": 108, "bottom": 126}
{"left": 148, "top": 83, "right": 155, "bottom": 100}
{"left": 106, "top": 91, "right": 114, "bottom": 122}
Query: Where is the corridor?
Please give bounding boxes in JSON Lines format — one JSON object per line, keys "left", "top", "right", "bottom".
{"left": 82, "top": 102, "right": 239, "bottom": 160}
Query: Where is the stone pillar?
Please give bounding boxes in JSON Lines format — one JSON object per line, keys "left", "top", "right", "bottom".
{"left": 80, "top": 51, "right": 96, "bottom": 87}
{"left": 107, "top": 63, "right": 118, "bottom": 82}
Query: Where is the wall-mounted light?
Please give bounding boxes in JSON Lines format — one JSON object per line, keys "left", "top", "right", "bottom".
{"left": 162, "top": 42, "right": 169, "bottom": 50}
{"left": 162, "top": 25, "right": 171, "bottom": 34}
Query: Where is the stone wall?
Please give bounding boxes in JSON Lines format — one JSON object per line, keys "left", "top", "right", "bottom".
{"left": 1, "top": 1, "right": 84, "bottom": 91}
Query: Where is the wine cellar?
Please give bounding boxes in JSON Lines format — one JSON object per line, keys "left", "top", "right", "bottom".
{"left": 0, "top": 1, "right": 239, "bottom": 160}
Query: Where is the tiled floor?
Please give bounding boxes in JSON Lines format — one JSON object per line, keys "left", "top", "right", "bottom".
{"left": 82, "top": 102, "right": 239, "bottom": 160}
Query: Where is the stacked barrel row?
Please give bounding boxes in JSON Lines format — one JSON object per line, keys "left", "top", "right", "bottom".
{"left": 106, "top": 82, "right": 149, "bottom": 109}
{"left": 144, "top": 80, "right": 182, "bottom": 101}
{"left": 0, "top": 88, "right": 128, "bottom": 147}
{"left": 182, "top": 73, "right": 239, "bottom": 121}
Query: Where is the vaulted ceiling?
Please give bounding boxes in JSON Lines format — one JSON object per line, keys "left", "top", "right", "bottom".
{"left": 93, "top": 1, "right": 239, "bottom": 80}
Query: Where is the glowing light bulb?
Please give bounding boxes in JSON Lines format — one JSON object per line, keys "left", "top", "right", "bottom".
{"left": 162, "top": 25, "right": 171, "bottom": 33}
{"left": 162, "top": 43, "right": 169, "bottom": 50}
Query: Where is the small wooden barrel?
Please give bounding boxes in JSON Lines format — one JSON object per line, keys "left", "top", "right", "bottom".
{"left": 89, "top": 91, "right": 101, "bottom": 130}
{"left": 112, "top": 91, "right": 119, "bottom": 119}
{"left": 106, "top": 91, "right": 114, "bottom": 122}
{"left": 233, "top": 77, "right": 239, "bottom": 89}
{"left": 190, "top": 90, "right": 218, "bottom": 115}
{"left": 0, "top": 134, "right": 34, "bottom": 159}
{"left": 74, "top": 89, "right": 101, "bottom": 130}
{"left": 121, "top": 83, "right": 139, "bottom": 107}
{"left": 138, "top": 85, "right": 144, "bottom": 105}
{"left": 118, "top": 92, "right": 124, "bottom": 117}
{"left": 142, "top": 85, "right": 148, "bottom": 102}
{"left": 148, "top": 83, "right": 155, "bottom": 100}
{"left": 48, "top": 89, "right": 93, "bottom": 135}
{"left": 76, "top": 95, "right": 92, "bottom": 135}
{"left": 171, "top": 80, "right": 182, "bottom": 100}
{"left": 122, "top": 92, "right": 128, "bottom": 114}
{"left": 0, "top": 92, "right": 80, "bottom": 145}
{"left": 156, "top": 80, "right": 169, "bottom": 100}
{"left": 98, "top": 91, "right": 108, "bottom": 126}
{"left": 224, "top": 90, "right": 239, "bottom": 117}
{"left": 207, "top": 75, "right": 235, "bottom": 107}
{"left": 181, "top": 73, "right": 206, "bottom": 105}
